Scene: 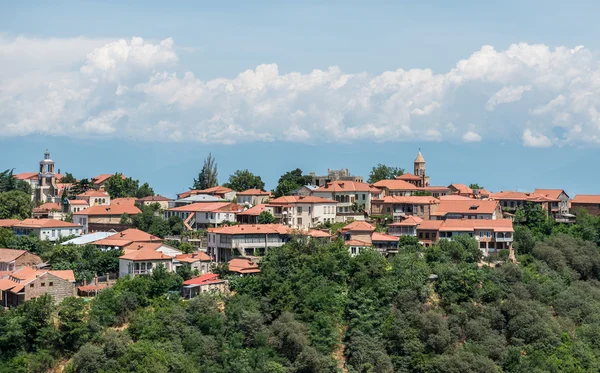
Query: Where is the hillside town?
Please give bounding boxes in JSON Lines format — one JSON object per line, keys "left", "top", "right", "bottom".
{"left": 0, "top": 149, "right": 597, "bottom": 307}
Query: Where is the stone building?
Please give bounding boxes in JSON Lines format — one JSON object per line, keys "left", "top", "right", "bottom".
{"left": 0, "top": 267, "right": 76, "bottom": 307}
{"left": 309, "top": 168, "right": 363, "bottom": 187}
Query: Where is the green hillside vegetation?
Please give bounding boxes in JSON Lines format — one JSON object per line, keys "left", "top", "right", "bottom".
{"left": 1, "top": 207, "right": 600, "bottom": 372}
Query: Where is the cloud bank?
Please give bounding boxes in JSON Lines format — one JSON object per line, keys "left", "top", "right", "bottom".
{"left": 1, "top": 36, "right": 600, "bottom": 147}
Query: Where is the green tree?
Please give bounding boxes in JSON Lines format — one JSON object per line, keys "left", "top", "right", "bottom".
{"left": 192, "top": 153, "right": 218, "bottom": 190}
{"left": 0, "top": 169, "right": 31, "bottom": 195}
{"left": 59, "top": 173, "right": 77, "bottom": 184}
{"left": 58, "top": 297, "right": 90, "bottom": 352}
{"left": 258, "top": 210, "right": 276, "bottom": 224}
{"left": 223, "top": 169, "right": 265, "bottom": 192}
{"left": 0, "top": 190, "right": 33, "bottom": 219}
{"left": 469, "top": 183, "right": 484, "bottom": 190}
{"left": 413, "top": 190, "right": 433, "bottom": 196}
{"left": 69, "top": 178, "right": 93, "bottom": 197}
{"left": 273, "top": 168, "right": 311, "bottom": 197}
{"left": 367, "top": 163, "right": 404, "bottom": 183}
{"left": 135, "top": 182, "right": 154, "bottom": 198}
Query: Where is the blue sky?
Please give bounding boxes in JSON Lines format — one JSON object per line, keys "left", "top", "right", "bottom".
{"left": 1, "top": 1, "right": 600, "bottom": 198}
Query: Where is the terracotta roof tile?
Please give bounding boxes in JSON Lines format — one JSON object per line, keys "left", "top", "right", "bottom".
{"left": 572, "top": 194, "right": 600, "bottom": 204}
{"left": 0, "top": 219, "right": 21, "bottom": 228}
{"left": 175, "top": 252, "right": 212, "bottom": 262}
{"left": 77, "top": 190, "right": 110, "bottom": 197}
{"left": 0, "top": 248, "right": 27, "bottom": 263}
{"left": 533, "top": 189, "right": 568, "bottom": 200}
{"left": 183, "top": 273, "right": 224, "bottom": 286}
{"left": 209, "top": 224, "right": 290, "bottom": 235}
{"left": 237, "top": 204, "right": 268, "bottom": 216}
{"left": 92, "top": 174, "right": 124, "bottom": 185}
{"left": 372, "top": 196, "right": 440, "bottom": 204}
{"left": 340, "top": 221, "right": 376, "bottom": 233}
{"left": 228, "top": 258, "right": 260, "bottom": 274}
{"left": 269, "top": 196, "right": 337, "bottom": 204}
{"left": 396, "top": 173, "right": 422, "bottom": 181}
{"left": 167, "top": 202, "right": 237, "bottom": 213}
{"left": 388, "top": 215, "right": 423, "bottom": 226}
{"left": 373, "top": 179, "right": 418, "bottom": 191}
{"left": 371, "top": 232, "right": 400, "bottom": 242}
{"left": 13, "top": 219, "right": 80, "bottom": 229}
{"left": 344, "top": 239, "right": 370, "bottom": 246}
{"left": 237, "top": 189, "right": 270, "bottom": 196}
{"left": 432, "top": 200, "right": 499, "bottom": 216}
{"left": 73, "top": 204, "right": 141, "bottom": 216}
{"left": 14, "top": 172, "right": 38, "bottom": 180}
{"left": 449, "top": 184, "right": 473, "bottom": 195}
{"left": 137, "top": 194, "right": 172, "bottom": 202}
{"left": 313, "top": 180, "right": 382, "bottom": 193}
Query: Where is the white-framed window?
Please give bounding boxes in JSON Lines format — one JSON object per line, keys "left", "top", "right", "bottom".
{"left": 297, "top": 206, "right": 302, "bottom": 214}
{"left": 297, "top": 217, "right": 303, "bottom": 225}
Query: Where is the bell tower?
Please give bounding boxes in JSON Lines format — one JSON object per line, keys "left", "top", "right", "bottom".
{"left": 413, "top": 149, "right": 429, "bottom": 187}
{"left": 37, "top": 149, "right": 58, "bottom": 203}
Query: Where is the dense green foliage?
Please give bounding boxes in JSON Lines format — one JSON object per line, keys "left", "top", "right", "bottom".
{"left": 3, "top": 207, "right": 600, "bottom": 372}
{"left": 0, "top": 190, "right": 33, "bottom": 219}
{"left": 192, "top": 153, "right": 219, "bottom": 190}
{"left": 131, "top": 202, "right": 184, "bottom": 238}
{"left": 59, "top": 173, "right": 77, "bottom": 184}
{"left": 0, "top": 168, "right": 32, "bottom": 195}
{"left": 273, "top": 168, "right": 312, "bottom": 197}
{"left": 103, "top": 173, "right": 154, "bottom": 199}
{"left": 258, "top": 210, "right": 276, "bottom": 224}
{"left": 367, "top": 163, "right": 404, "bottom": 183}
{"left": 469, "top": 183, "right": 484, "bottom": 190}
{"left": 223, "top": 169, "right": 265, "bottom": 192}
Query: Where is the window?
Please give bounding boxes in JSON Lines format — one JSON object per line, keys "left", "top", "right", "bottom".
{"left": 425, "top": 232, "right": 430, "bottom": 239}
{"left": 41, "top": 283, "right": 45, "bottom": 287}
{"left": 479, "top": 231, "right": 484, "bottom": 238}
{"left": 30, "top": 284, "right": 34, "bottom": 288}
{"left": 362, "top": 194, "right": 365, "bottom": 200}
{"left": 49, "top": 282, "right": 53, "bottom": 287}
{"left": 386, "top": 207, "right": 391, "bottom": 213}
{"left": 297, "top": 217, "right": 303, "bottom": 225}
{"left": 355, "top": 194, "right": 358, "bottom": 201}
{"left": 480, "top": 242, "right": 486, "bottom": 249}
{"left": 308, "top": 206, "right": 312, "bottom": 214}
{"left": 351, "top": 247, "right": 357, "bottom": 255}
{"left": 51, "top": 230, "right": 56, "bottom": 237}
{"left": 297, "top": 206, "right": 302, "bottom": 214}
{"left": 205, "top": 213, "right": 209, "bottom": 219}
{"left": 418, "top": 232, "right": 423, "bottom": 239}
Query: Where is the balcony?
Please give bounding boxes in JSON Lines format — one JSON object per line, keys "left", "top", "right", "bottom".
{"left": 494, "top": 234, "right": 513, "bottom": 242}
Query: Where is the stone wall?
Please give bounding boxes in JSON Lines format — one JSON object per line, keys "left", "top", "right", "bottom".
{"left": 24, "top": 273, "right": 75, "bottom": 303}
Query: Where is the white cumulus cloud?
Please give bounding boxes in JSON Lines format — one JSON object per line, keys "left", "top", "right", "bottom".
{"left": 523, "top": 129, "right": 552, "bottom": 148}
{"left": 485, "top": 85, "right": 532, "bottom": 111}
{"left": 462, "top": 131, "right": 482, "bottom": 142}
{"left": 2, "top": 36, "right": 600, "bottom": 146}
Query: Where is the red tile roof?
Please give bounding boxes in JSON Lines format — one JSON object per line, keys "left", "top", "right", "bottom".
{"left": 396, "top": 173, "right": 422, "bottom": 181}
{"left": 14, "top": 172, "right": 38, "bottom": 180}
{"left": 33, "top": 203, "right": 61, "bottom": 212}
{"left": 490, "top": 191, "right": 557, "bottom": 202}
{"left": 92, "top": 228, "right": 161, "bottom": 246}
{"left": 371, "top": 232, "right": 400, "bottom": 242}
{"left": 68, "top": 199, "right": 89, "bottom": 205}
{"left": 0, "top": 249, "right": 28, "bottom": 263}
{"left": 73, "top": 204, "right": 141, "bottom": 216}
{"left": 533, "top": 189, "right": 568, "bottom": 200}
{"left": 167, "top": 202, "right": 237, "bottom": 213}
{"left": 77, "top": 190, "right": 109, "bottom": 197}
{"left": 344, "top": 239, "right": 369, "bottom": 247}
{"left": 449, "top": 184, "right": 473, "bottom": 195}
{"left": 183, "top": 273, "right": 225, "bottom": 286}
{"left": 431, "top": 200, "right": 499, "bottom": 216}
{"left": 269, "top": 196, "right": 337, "bottom": 204}
{"left": 175, "top": 252, "right": 211, "bottom": 262}
{"left": 0, "top": 219, "right": 21, "bottom": 228}
{"left": 340, "top": 221, "right": 376, "bottom": 233}
{"left": 228, "top": 258, "right": 260, "bottom": 274}
{"left": 237, "top": 204, "right": 268, "bottom": 216}
{"left": 373, "top": 179, "right": 418, "bottom": 191}
{"left": 439, "top": 195, "right": 473, "bottom": 201}
{"left": 313, "top": 180, "right": 382, "bottom": 193}
{"left": 209, "top": 224, "right": 290, "bottom": 235}
{"left": 92, "top": 174, "right": 124, "bottom": 185}
{"left": 237, "top": 189, "right": 270, "bottom": 196}
{"left": 416, "top": 220, "right": 444, "bottom": 230}
{"left": 572, "top": 194, "right": 600, "bottom": 204}
{"left": 438, "top": 219, "right": 514, "bottom": 233}
{"left": 372, "top": 196, "right": 440, "bottom": 204}
{"left": 119, "top": 247, "right": 171, "bottom": 261}
{"left": 304, "top": 229, "right": 332, "bottom": 238}
{"left": 388, "top": 215, "right": 423, "bottom": 226}
{"left": 13, "top": 219, "right": 80, "bottom": 229}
